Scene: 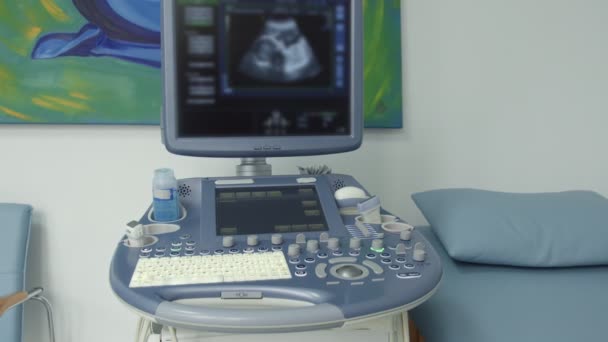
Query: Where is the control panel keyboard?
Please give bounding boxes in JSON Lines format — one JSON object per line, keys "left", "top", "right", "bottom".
{"left": 130, "top": 251, "right": 292, "bottom": 288}
{"left": 111, "top": 175, "right": 443, "bottom": 334}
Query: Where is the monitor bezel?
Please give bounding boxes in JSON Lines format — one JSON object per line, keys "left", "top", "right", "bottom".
{"left": 161, "top": 0, "right": 364, "bottom": 158}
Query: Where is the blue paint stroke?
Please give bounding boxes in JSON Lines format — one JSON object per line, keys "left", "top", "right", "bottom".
{"left": 32, "top": 0, "right": 161, "bottom": 68}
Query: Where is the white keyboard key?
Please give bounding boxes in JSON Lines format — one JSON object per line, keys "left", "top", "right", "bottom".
{"left": 130, "top": 251, "right": 291, "bottom": 288}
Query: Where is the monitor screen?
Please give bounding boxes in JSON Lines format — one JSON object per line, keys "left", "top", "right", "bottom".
{"left": 216, "top": 186, "right": 329, "bottom": 236}
{"left": 162, "top": 0, "right": 363, "bottom": 157}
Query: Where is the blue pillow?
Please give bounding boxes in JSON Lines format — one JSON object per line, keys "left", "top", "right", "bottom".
{"left": 412, "top": 189, "right": 608, "bottom": 267}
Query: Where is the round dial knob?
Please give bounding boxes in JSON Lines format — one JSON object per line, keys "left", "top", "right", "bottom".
{"left": 247, "top": 235, "right": 259, "bottom": 246}
{"left": 396, "top": 243, "right": 407, "bottom": 255}
{"left": 288, "top": 244, "right": 301, "bottom": 257}
{"left": 271, "top": 234, "right": 283, "bottom": 245}
{"left": 371, "top": 239, "right": 384, "bottom": 250}
{"left": 327, "top": 237, "right": 340, "bottom": 250}
{"left": 319, "top": 232, "right": 330, "bottom": 243}
{"left": 413, "top": 242, "right": 427, "bottom": 262}
{"left": 400, "top": 229, "right": 412, "bottom": 241}
{"left": 349, "top": 237, "right": 362, "bottom": 250}
{"left": 222, "top": 236, "right": 235, "bottom": 248}
{"left": 306, "top": 240, "right": 320, "bottom": 253}
{"left": 296, "top": 233, "right": 306, "bottom": 244}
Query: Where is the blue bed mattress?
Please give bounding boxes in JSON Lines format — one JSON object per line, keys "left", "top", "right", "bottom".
{"left": 411, "top": 226, "right": 608, "bottom": 342}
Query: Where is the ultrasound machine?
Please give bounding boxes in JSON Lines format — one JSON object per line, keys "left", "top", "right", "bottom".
{"left": 110, "top": 1, "right": 442, "bottom": 341}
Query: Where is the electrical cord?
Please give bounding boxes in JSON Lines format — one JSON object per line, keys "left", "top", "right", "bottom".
{"left": 143, "top": 320, "right": 151, "bottom": 342}
{"left": 135, "top": 318, "right": 153, "bottom": 342}
{"left": 135, "top": 318, "right": 143, "bottom": 342}
{"left": 137, "top": 321, "right": 182, "bottom": 342}
{"left": 170, "top": 326, "right": 179, "bottom": 342}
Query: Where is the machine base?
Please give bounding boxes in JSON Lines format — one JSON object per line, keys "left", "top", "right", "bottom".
{"left": 148, "top": 313, "right": 411, "bottom": 342}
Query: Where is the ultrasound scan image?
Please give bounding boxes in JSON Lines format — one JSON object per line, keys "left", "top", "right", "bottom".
{"left": 238, "top": 18, "right": 322, "bottom": 83}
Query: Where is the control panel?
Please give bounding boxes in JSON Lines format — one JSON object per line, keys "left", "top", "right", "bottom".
{"left": 110, "top": 174, "right": 442, "bottom": 333}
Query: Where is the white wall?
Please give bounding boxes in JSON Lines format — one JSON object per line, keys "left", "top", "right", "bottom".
{"left": 1, "top": 0, "right": 608, "bottom": 341}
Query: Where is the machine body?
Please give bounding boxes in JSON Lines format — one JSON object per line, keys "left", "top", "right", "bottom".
{"left": 110, "top": 174, "right": 442, "bottom": 333}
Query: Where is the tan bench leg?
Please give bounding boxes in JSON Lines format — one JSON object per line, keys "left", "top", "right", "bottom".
{"left": 409, "top": 318, "right": 425, "bottom": 342}
{"left": 0, "top": 291, "right": 28, "bottom": 317}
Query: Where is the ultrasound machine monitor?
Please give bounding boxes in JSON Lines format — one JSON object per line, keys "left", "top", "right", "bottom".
{"left": 161, "top": 0, "right": 363, "bottom": 158}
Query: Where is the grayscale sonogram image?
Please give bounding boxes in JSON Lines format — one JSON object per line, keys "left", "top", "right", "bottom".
{"left": 239, "top": 18, "right": 321, "bottom": 83}
{"left": 228, "top": 14, "right": 332, "bottom": 88}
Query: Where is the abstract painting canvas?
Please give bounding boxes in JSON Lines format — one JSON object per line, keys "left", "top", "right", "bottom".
{"left": 363, "top": 0, "right": 403, "bottom": 128}
{"left": 0, "top": 0, "right": 403, "bottom": 128}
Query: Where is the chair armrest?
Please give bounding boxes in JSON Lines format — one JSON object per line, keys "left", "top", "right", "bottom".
{"left": 0, "top": 291, "right": 28, "bottom": 317}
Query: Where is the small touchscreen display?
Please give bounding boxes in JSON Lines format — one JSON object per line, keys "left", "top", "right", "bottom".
{"left": 216, "top": 186, "right": 329, "bottom": 236}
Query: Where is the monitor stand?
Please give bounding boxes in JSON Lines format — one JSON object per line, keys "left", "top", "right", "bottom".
{"left": 236, "top": 158, "right": 272, "bottom": 177}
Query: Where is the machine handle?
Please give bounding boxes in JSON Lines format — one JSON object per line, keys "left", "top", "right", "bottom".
{"left": 155, "top": 300, "right": 346, "bottom": 333}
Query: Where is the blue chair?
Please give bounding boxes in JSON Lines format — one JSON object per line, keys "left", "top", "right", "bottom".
{"left": 0, "top": 204, "right": 55, "bottom": 342}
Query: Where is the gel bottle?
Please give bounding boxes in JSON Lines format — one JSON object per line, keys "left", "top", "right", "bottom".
{"left": 152, "top": 168, "right": 180, "bottom": 222}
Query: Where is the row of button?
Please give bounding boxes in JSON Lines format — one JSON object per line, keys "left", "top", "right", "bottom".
{"left": 142, "top": 254, "right": 423, "bottom": 272}
{"left": 388, "top": 264, "right": 416, "bottom": 270}
{"left": 302, "top": 272, "right": 422, "bottom": 281}
{"left": 138, "top": 253, "right": 423, "bottom": 281}
{"left": 174, "top": 231, "right": 417, "bottom": 250}
{"left": 326, "top": 279, "right": 385, "bottom": 286}
{"left": 285, "top": 230, "right": 417, "bottom": 256}
{"left": 292, "top": 249, "right": 412, "bottom": 259}
{"left": 288, "top": 239, "right": 418, "bottom": 257}
{"left": 142, "top": 240, "right": 197, "bottom": 253}
{"left": 142, "top": 255, "right": 418, "bottom": 271}
{"left": 289, "top": 257, "right": 316, "bottom": 264}
{"left": 142, "top": 249, "right": 422, "bottom": 268}
{"left": 142, "top": 246, "right": 285, "bottom": 258}
{"left": 144, "top": 246, "right": 407, "bottom": 258}
{"left": 148, "top": 239, "right": 418, "bottom": 258}
{"left": 171, "top": 240, "right": 197, "bottom": 247}
{"left": 254, "top": 145, "right": 282, "bottom": 151}
{"left": 287, "top": 245, "right": 421, "bottom": 261}
{"left": 397, "top": 272, "right": 422, "bottom": 279}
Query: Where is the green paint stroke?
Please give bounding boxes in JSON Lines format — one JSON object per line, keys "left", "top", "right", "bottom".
{"left": 363, "top": 0, "right": 403, "bottom": 128}
{"left": 0, "top": 0, "right": 402, "bottom": 128}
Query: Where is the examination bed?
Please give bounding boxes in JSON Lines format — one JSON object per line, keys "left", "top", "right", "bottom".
{"left": 407, "top": 188, "right": 608, "bottom": 342}
{"left": 411, "top": 226, "right": 608, "bottom": 342}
